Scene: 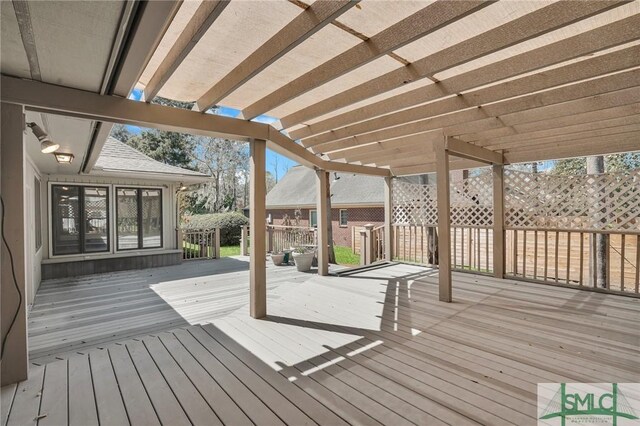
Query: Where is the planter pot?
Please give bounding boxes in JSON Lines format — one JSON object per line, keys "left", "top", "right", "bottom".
{"left": 292, "top": 251, "right": 315, "bottom": 272}
{"left": 271, "top": 253, "right": 285, "bottom": 266}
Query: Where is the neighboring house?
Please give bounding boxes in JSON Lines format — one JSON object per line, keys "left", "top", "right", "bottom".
{"left": 265, "top": 165, "right": 384, "bottom": 247}
{"left": 26, "top": 136, "right": 210, "bottom": 302}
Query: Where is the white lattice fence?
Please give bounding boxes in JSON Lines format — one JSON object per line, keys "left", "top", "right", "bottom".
{"left": 392, "top": 174, "right": 493, "bottom": 227}
{"left": 504, "top": 170, "right": 640, "bottom": 232}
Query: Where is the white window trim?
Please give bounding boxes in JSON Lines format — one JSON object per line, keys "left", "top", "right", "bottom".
{"left": 309, "top": 209, "right": 317, "bottom": 227}
{"left": 339, "top": 209, "right": 348, "bottom": 227}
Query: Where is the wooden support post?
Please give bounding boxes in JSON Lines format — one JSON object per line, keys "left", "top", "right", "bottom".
{"left": 316, "top": 169, "right": 329, "bottom": 276}
{"left": 214, "top": 227, "right": 221, "bottom": 259}
{"left": 1, "top": 102, "right": 28, "bottom": 385}
{"left": 249, "top": 139, "right": 267, "bottom": 319}
{"left": 241, "top": 225, "right": 248, "bottom": 256}
{"left": 384, "top": 176, "right": 393, "bottom": 261}
{"left": 435, "top": 137, "right": 452, "bottom": 302}
{"left": 492, "top": 163, "right": 505, "bottom": 278}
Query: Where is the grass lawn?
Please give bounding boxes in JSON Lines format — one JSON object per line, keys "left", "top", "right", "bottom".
{"left": 220, "top": 245, "right": 241, "bottom": 257}
{"left": 334, "top": 245, "right": 360, "bottom": 266}
{"left": 217, "top": 244, "right": 359, "bottom": 266}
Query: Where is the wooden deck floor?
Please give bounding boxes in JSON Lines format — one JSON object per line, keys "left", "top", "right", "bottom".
{"left": 27, "top": 256, "right": 318, "bottom": 363}
{"left": 3, "top": 262, "right": 639, "bottom": 425}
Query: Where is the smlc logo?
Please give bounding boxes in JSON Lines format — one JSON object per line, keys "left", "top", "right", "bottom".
{"left": 538, "top": 383, "right": 640, "bottom": 426}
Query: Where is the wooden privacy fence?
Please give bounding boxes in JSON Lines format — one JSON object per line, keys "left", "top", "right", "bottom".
{"left": 181, "top": 228, "right": 220, "bottom": 260}
{"left": 241, "top": 225, "right": 317, "bottom": 254}
{"left": 389, "top": 169, "right": 640, "bottom": 295}
{"left": 506, "top": 229, "right": 639, "bottom": 293}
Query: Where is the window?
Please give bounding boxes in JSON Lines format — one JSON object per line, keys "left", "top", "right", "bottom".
{"left": 339, "top": 209, "right": 348, "bottom": 227}
{"left": 34, "top": 176, "right": 41, "bottom": 250}
{"left": 116, "top": 187, "right": 162, "bottom": 250}
{"left": 51, "top": 185, "right": 109, "bottom": 255}
{"left": 309, "top": 209, "right": 317, "bottom": 227}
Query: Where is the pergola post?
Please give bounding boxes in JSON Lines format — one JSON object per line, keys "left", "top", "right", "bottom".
{"left": 384, "top": 176, "right": 393, "bottom": 261}
{"left": 1, "top": 102, "right": 28, "bottom": 385}
{"left": 435, "top": 136, "right": 452, "bottom": 302}
{"left": 316, "top": 169, "right": 329, "bottom": 276}
{"left": 492, "top": 163, "right": 505, "bottom": 279}
{"left": 249, "top": 139, "right": 267, "bottom": 319}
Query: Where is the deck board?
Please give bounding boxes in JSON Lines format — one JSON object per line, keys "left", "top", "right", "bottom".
{"left": 2, "top": 261, "right": 639, "bottom": 425}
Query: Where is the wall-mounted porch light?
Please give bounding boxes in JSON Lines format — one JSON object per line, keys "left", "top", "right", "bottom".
{"left": 26, "top": 122, "right": 59, "bottom": 153}
{"left": 54, "top": 152, "right": 74, "bottom": 164}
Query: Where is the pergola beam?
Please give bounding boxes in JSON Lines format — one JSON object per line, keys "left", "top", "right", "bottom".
{"left": 294, "top": 14, "right": 640, "bottom": 142}
{"left": 241, "top": 0, "right": 493, "bottom": 119}
{"left": 311, "top": 72, "right": 640, "bottom": 154}
{"left": 336, "top": 114, "right": 640, "bottom": 166}
{"left": 194, "top": 0, "right": 359, "bottom": 112}
{"left": 143, "top": 0, "right": 230, "bottom": 102}
{"left": 281, "top": 0, "right": 628, "bottom": 129}
{"left": 305, "top": 44, "right": 640, "bottom": 147}
{"left": 0, "top": 75, "right": 390, "bottom": 177}
{"left": 446, "top": 138, "right": 503, "bottom": 165}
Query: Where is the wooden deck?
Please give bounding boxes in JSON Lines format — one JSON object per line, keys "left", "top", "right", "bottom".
{"left": 27, "top": 256, "right": 318, "bottom": 363}
{"left": 3, "top": 262, "right": 639, "bottom": 425}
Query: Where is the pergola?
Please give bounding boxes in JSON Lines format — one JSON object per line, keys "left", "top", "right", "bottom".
{"left": 2, "top": 0, "right": 639, "bottom": 385}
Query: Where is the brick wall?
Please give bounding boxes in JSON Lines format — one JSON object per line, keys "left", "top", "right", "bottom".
{"left": 267, "top": 207, "right": 384, "bottom": 247}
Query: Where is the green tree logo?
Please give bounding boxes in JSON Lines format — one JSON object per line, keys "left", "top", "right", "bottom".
{"left": 540, "top": 383, "right": 639, "bottom": 426}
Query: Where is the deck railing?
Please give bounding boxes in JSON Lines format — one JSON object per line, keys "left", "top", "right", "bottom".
{"left": 506, "top": 229, "right": 639, "bottom": 293}
{"left": 392, "top": 224, "right": 493, "bottom": 273}
{"left": 241, "top": 224, "right": 317, "bottom": 254}
{"left": 181, "top": 228, "right": 220, "bottom": 260}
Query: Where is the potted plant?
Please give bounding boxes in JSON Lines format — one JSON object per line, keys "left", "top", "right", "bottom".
{"left": 292, "top": 245, "right": 315, "bottom": 272}
{"left": 271, "top": 252, "right": 286, "bottom": 266}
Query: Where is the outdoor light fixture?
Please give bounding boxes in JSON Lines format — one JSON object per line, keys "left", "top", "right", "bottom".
{"left": 178, "top": 183, "right": 188, "bottom": 191}
{"left": 26, "top": 122, "right": 59, "bottom": 153}
{"left": 54, "top": 152, "right": 74, "bottom": 164}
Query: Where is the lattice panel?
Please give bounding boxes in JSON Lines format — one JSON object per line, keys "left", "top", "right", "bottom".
{"left": 504, "top": 170, "right": 640, "bottom": 232}
{"left": 392, "top": 174, "right": 493, "bottom": 227}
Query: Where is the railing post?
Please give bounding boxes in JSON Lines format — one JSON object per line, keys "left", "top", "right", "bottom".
{"left": 360, "top": 224, "right": 374, "bottom": 265}
{"left": 241, "top": 225, "right": 248, "bottom": 256}
{"left": 177, "top": 228, "right": 183, "bottom": 253}
{"left": 214, "top": 227, "right": 221, "bottom": 259}
{"left": 384, "top": 176, "right": 394, "bottom": 261}
{"left": 267, "top": 226, "right": 274, "bottom": 253}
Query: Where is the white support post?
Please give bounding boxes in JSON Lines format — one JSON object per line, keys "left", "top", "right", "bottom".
{"left": 316, "top": 169, "right": 329, "bottom": 276}
{"left": 1, "top": 102, "right": 29, "bottom": 385}
{"left": 435, "top": 136, "right": 452, "bottom": 302}
{"left": 384, "top": 176, "right": 393, "bottom": 261}
{"left": 492, "top": 163, "right": 505, "bottom": 278}
{"left": 214, "top": 227, "right": 221, "bottom": 259}
{"left": 250, "top": 139, "right": 267, "bottom": 319}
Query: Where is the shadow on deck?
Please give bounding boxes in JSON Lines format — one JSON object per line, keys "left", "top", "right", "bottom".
{"left": 3, "top": 263, "right": 639, "bottom": 425}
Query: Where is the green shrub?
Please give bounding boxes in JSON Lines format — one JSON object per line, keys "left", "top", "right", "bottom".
{"left": 182, "top": 212, "right": 249, "bottom": 246}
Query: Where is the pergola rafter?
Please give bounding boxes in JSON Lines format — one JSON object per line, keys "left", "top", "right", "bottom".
{"left": 280, "top": 0, "right": 629, "bottom": 129}
{"left": 239, "top": 0, "right": 494, "bottom": 120}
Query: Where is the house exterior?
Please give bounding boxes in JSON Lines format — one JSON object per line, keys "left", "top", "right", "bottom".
{"left": 266, "top": 166, "right": 384, "bottom": 247}
{"left": 24, "top": 136, "right": 210, "bottom": 304}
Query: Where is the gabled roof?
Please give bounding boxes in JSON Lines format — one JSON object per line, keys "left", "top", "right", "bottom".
{"left": 93, "top": 137, "right": 210, "bottom": 182}
{"left": 267, "top": 165, "right": 384, "bottom": 208}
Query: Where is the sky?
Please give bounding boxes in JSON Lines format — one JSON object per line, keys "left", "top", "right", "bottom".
{"left": 127, "top": 89, "right": 298, "bottom": 178}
